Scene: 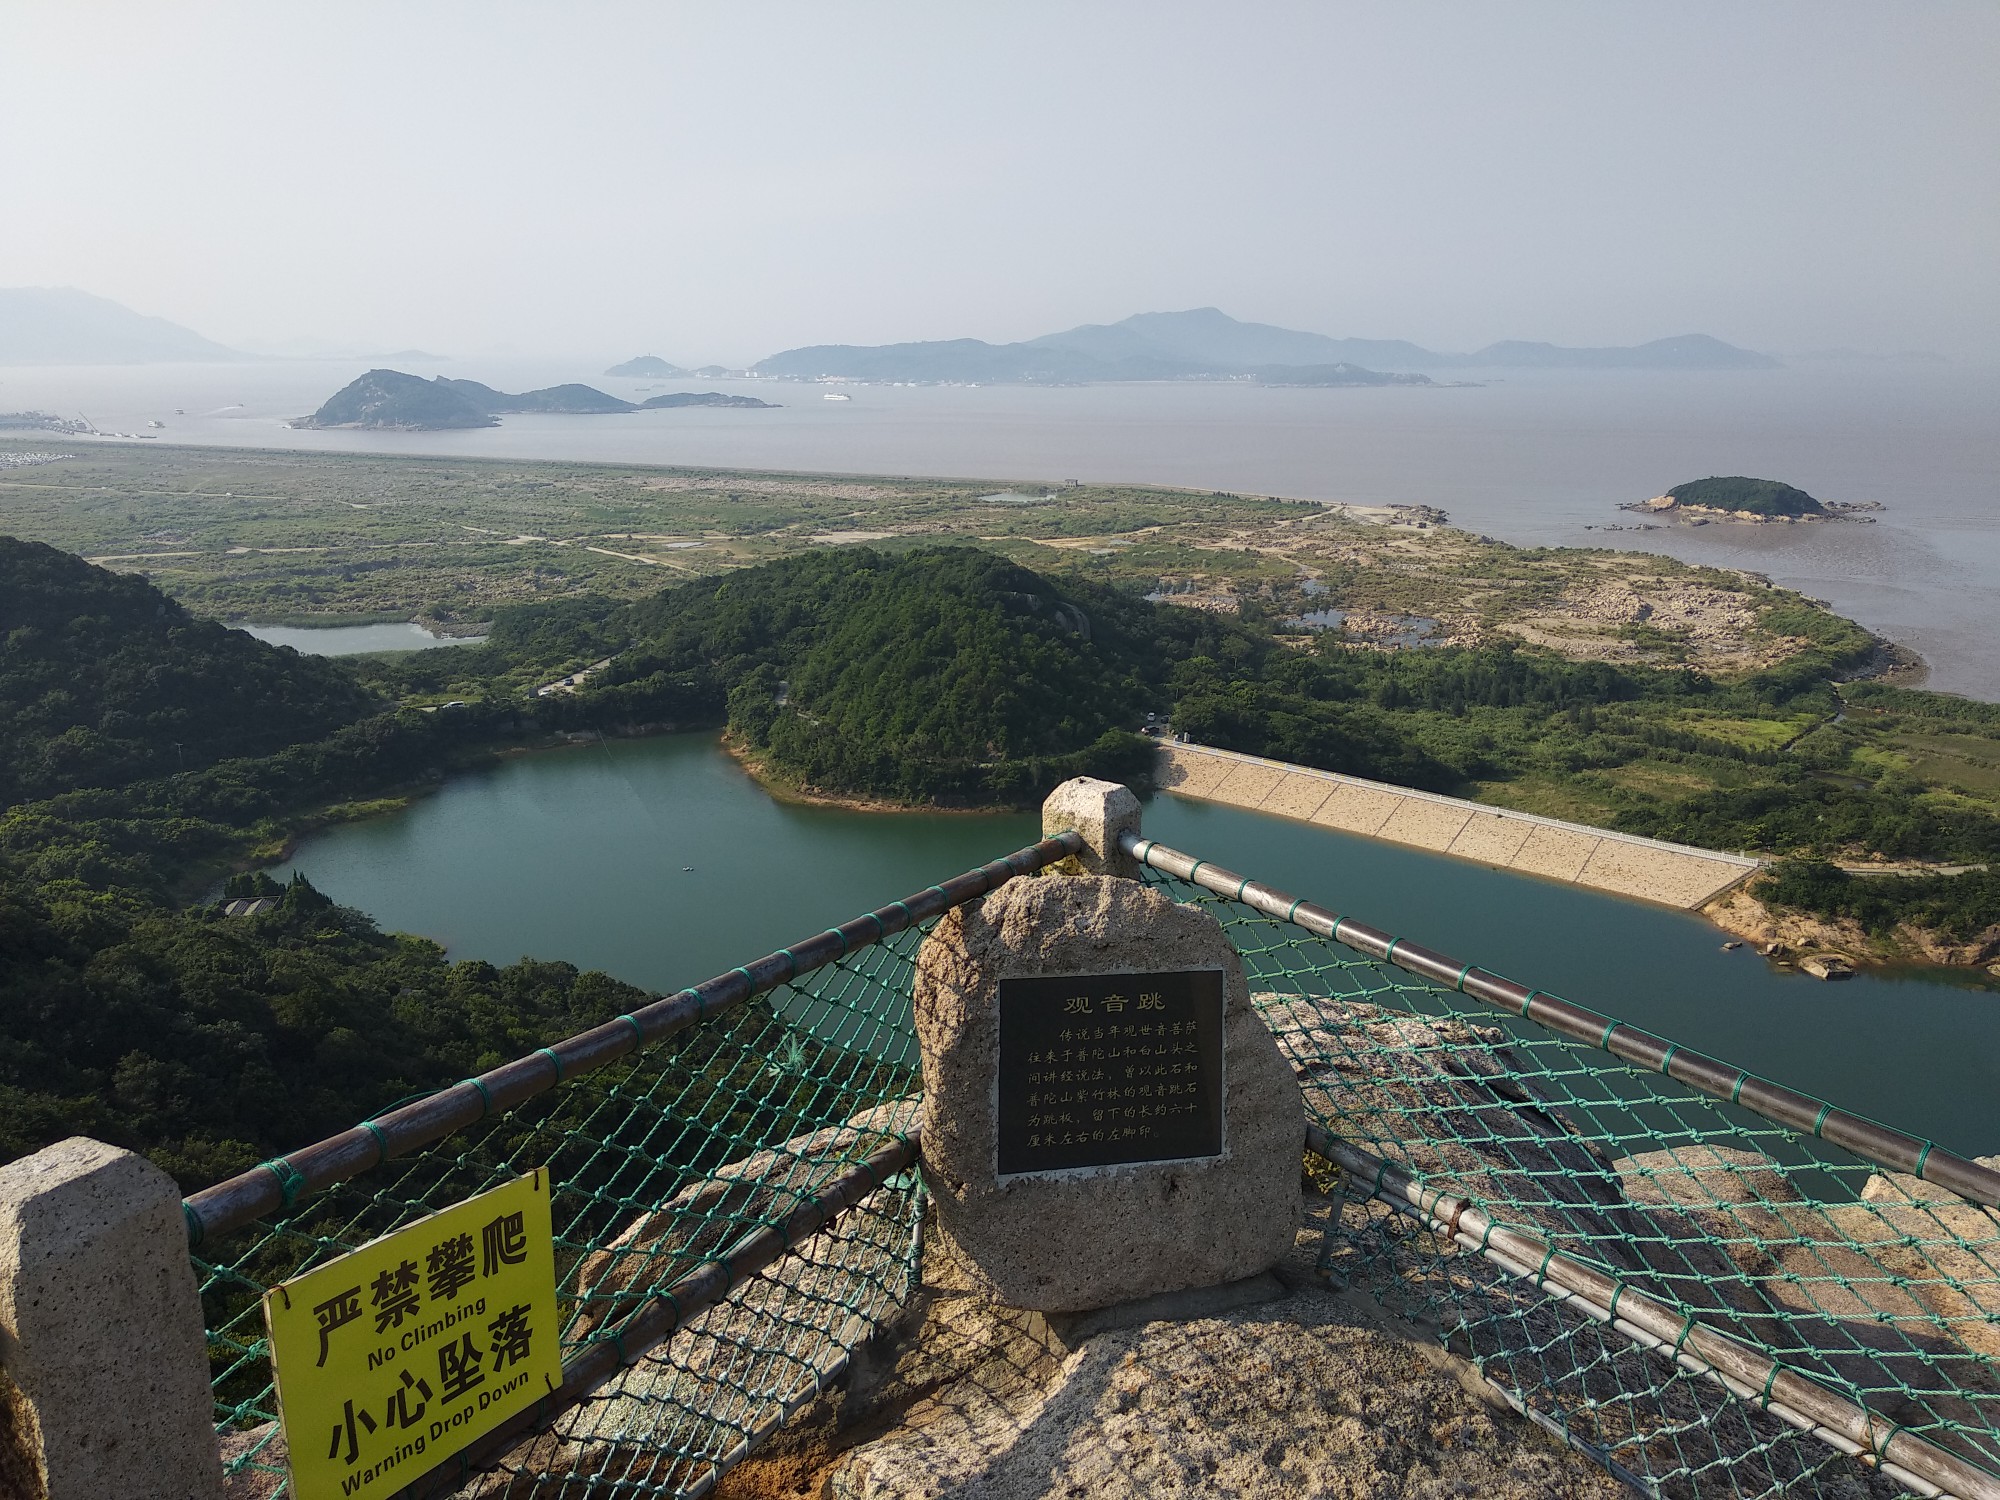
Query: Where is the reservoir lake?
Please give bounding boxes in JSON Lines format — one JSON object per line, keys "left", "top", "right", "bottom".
{"left": 266, "top": 732, "right": 2000, "bottom": 1157}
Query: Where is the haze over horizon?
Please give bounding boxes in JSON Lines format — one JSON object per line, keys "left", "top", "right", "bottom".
{"left": 2, "top": 2, "right": 1995, "bottom": 364}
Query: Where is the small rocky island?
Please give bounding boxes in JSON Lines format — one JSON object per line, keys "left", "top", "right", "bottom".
{"left": 639, "top": 391, "right": 777, "bottom": 409}
{"left": 1617, "top": 475, "right": 1881, "bottom": 526}
{"left": 605, "top": 354, "right": 687, "bottom": 377}
{"left": 294, "top": 369, "right": 774, "bottom": 430}
{"left": 291, "top": 369, "right": 500, "bottom": 430}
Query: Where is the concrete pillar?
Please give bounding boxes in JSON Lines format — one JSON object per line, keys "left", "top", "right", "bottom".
{"left": 1041, "top": 777, "right": 1142, "bottom": 879}
{"left": 0, "top": 1137, "right": 223, "bottom": 1500}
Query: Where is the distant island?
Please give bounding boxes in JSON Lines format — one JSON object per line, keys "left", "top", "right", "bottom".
{"left": 639, "top": 391, "right": 777, "bottom": 409}
{"left": 1621, "top": 476, "right": 1881, "bottom": 526}
{"left": 292, "top": 369, "right": 500, "bottom": 430}
{"left": 293, "top": 369, "right": 776, "bottom": 429}
{"left": 751, "top": 308, "right": 1779, "bottom": 385}
{"left": 1250, "top": 363, "right": 1432, "bottom": 387}
{"left": 438, "top": 378, "right": 636, "bottom": 414}
{"left": 1666, "top": 477, "right": 1827, "bottom": 517}
{"left": 605, "top": 355, "right": 689, "bottom": 377}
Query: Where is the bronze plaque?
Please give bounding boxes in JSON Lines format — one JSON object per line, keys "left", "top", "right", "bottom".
{"left": 995, "top": 969, "right": 1225, "bottom": 1178}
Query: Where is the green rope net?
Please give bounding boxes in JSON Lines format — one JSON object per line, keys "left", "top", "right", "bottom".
{"left": 190, "top": 853, "right": 1999, "bottom": 1500}
{"left": 1139, "top": 863, "right": 2000, "bottom": 1500}
{"left": 195, "top": 920, "right": 932, "bottom": 1499}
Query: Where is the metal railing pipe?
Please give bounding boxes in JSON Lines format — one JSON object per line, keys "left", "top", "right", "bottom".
{"left": 1308, "top": 1125, "right": 2000, "bottom": 1500}
{"left": 184, "top": 833, "right": 1079, "bottom": 1243}
{"left": 1124, "top": 831, "right": 2000, "bottom": 1210}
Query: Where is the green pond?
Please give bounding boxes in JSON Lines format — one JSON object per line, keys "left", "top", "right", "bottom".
{"left": 266, "top": 733, "right": 2000, "bottom": 1156}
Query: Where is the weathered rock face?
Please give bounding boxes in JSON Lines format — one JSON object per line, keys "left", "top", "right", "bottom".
{"left": 814, "top": 1200, "right": 1629, "bottom": 1500}
{"left": 913, "top": 874, "right": 1302, "bottom": 1312}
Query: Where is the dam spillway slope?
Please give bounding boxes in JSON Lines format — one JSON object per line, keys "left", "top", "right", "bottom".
{"left": 1154, "top": 742, "right": 1759, "bottom": 909}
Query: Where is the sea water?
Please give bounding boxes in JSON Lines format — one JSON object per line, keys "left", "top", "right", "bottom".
{"left": 6, "top": 357, "right": 1997, "bottom": 696}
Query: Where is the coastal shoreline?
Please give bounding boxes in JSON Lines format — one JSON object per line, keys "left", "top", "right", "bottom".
{"left": 719, "top": 733, "right": 1020, "bottom": 816}
{"left": 1704, "top": 887, "right": 2000, "bottom": 983}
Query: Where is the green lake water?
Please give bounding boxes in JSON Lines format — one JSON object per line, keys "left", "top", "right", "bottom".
{"left": 267, "top": 732, "right": 2000, "bottom": 1156}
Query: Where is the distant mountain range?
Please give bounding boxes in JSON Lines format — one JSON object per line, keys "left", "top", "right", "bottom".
{"left": 2, "top": 287, "right": 1782, "bottom": 382}
{"left": 754, "top": 308, "right": 1780, "bottom": 382}
{"left": 0, "top": 287, "right": 241, "bottom": 364}
{"left": 293, "top": 369, "right": 775, "bottom": 429}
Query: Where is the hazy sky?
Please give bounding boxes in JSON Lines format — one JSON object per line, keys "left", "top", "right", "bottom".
{"left": 5, "top": 2, "right": 1996, "bottom": 362}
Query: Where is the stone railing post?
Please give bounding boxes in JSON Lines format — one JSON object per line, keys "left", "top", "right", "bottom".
{"left": 1041, "top": 776, "right": 1142, "bottom": 879}
{"left": 0, "top": 1137, "right": 223, "bottom": 1500}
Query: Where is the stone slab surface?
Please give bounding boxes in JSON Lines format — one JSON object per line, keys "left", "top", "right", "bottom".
{"left": 1256, "top": 774, "right": 1334, "bottom": 823}
{"left": 1309, "top": 783, "right": 1404, "bottom": 837}
{"left": 1578, "top": 840, "right": 1748, "bottom": 907}
{"left": 1210, "top": 761, "right": 1288, "bottom": 808}
{"left": 914, "top": 875, "right": 1303, "bottom": 1312}
{"left": 1446, "top": 811, "right": 1539, "bottom": 866}
{"left": 1374, "top": 797, "right": 1475, "bottom": 853}
{"left": 1154, "top": 748, "right": 1234, "bottom": 798}
{"left": 1507, "top": 824, "right": 1603, "bottom": 883}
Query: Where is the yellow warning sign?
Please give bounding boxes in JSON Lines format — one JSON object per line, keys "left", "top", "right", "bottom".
{"left": 264, "top": 1171, "right": 564, "bottom": 1500}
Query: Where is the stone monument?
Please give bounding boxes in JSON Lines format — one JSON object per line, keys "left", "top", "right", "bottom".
{"left": 913, "top": 780, "right": 1303, "bottom": 1311}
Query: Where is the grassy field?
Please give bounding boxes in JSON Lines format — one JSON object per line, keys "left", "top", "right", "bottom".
{"left": 8, "top": 435, "right": 1998, "bottom": 860}
{"left": 0, "top": 438, "right": 1872, "bottom": 675}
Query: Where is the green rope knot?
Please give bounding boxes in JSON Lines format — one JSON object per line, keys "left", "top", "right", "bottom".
{"left": 1670, "top": 1316, "right": 1697, "bottom": 1358}
{"left": 260, "top": 1155, "right": 308, "bottom": 1210}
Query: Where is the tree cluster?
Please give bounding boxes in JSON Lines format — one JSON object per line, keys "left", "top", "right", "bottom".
{"left": 0, "top": 537, "right": 376, "bottom": 805}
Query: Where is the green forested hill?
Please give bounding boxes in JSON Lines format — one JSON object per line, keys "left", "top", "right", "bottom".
{"left": 0, "top": 864, "right": 643, "bottom": 1186}
{"left": 0, "top": 537, "right": 378, "bottom": 806}
{"left": 613, "top": 547, "right": 1177, "bottom": 801}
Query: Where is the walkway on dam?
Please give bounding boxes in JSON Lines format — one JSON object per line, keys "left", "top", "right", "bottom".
{"left": 1154, "top": 742, "right": 1760, "bottom": 909}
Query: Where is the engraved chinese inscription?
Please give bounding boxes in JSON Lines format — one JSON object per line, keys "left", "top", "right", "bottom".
{"left": 995, "top": 969, "right": 1225, "bottom": 1177}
